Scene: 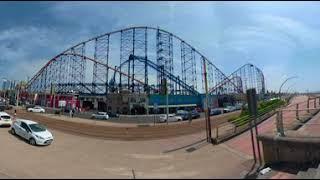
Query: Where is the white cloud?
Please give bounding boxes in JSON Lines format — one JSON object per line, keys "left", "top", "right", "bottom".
{"left": 0, "top": 26, "right": 67, "bottom": 80}
{"left": 254, "top": 14, "right": 320, "bottom": 48}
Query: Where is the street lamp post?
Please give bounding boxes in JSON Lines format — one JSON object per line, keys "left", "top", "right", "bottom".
{"left": 278, "top": 76, "right": 298, "bottom": 100}
{"left": 2, "top": 78, "right": 7, "bottom": 99}
{"left": 284, "top": 83, "right": 297, "bottom": 100}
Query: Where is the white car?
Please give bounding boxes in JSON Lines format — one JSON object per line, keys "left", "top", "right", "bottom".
{"left": 0, "top": 112, "right": 12, "bottom": 127}
{"left": 27, "top": 106, "right": 45, "bottom": 113}
{"left": 223, "top": 106, "right": 237, "bottom": 113}
{"left": 11, "top": 119, "right": 54, "bottom": 146}
{"left": 158, "top": 114, "right": 183, "bottom": 123}
{"left": 91, "top": 112, "right": 109, "bottom": 120}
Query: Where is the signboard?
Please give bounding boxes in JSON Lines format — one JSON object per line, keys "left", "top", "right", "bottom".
{"left": 246, "top": 88, "right": 258, "bottom": 116}
{"left": 58, "top": 100, "right": 66, "bottom": 107}
{"left": 154, "top": 103, "right": 158, "bottom": 110}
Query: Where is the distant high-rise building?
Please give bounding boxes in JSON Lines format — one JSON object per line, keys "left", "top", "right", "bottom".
{"left": 1, "top": 79, "right": 18, "bottom": 90}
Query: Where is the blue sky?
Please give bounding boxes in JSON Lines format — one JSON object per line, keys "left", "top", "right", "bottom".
{"left": 0, "top": 1, "right": 319, "bottom": 92}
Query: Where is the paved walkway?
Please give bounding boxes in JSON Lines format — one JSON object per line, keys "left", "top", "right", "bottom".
{"left": 296, "top": 107, "right": 320, "bottom": 136}
{"left": 224, "top": 96, "right": 310, "bottom": 157}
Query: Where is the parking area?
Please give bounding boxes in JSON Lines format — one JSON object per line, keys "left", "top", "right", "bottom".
{"left": 0, "top": 124, "right": 252, "bottom": 178}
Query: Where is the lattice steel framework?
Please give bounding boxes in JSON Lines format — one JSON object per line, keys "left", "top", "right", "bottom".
{"left": 26, "top": 26, "right": 265, "bottom": 100}
{"left": 181, "top": 41, "right": 197, "bottom": 95}
{"left": 209, "top": 63, "right": 265, "bottom": 96}
{"left": 120, "top": 29, "right": 134, "bottom": 91}
{"left": 93, "top": 35, "right": 109, "bottom": 94}
{"left": 156, "top": 29, "right": 174, "bottom": 94}
{"left": 132, "top": 27, "right": 148, "bottom": 93}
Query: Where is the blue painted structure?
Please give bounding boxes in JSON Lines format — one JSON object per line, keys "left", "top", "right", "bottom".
{"left": 148, "top": 94, "right": 218, "bottom": 109}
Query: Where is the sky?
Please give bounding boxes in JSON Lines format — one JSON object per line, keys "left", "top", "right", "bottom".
{"left": 0, "top": 1, "right": 319, "bottom": 92}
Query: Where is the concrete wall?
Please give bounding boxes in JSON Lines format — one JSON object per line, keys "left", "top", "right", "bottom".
{"left": 258, "top": 134, "right": 320, "bottom": 165}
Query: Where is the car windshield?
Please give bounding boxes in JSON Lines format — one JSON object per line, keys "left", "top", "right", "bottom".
{"left": 1, "top": 115, "right": 10, "bottom": 119}
{"left": 29, "top": 123, "right": 46, "bottom": 132}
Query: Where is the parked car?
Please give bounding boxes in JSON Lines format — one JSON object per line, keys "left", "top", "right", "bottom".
{"left": 0, "top": 112, "right": 12, "bottom": 127}
{"left": 11, "top": 119, "right": 54, "bottom": 146}
{"left": 108, "top": 112, "right": 119, "bottom": 118}
{"left": 195, "top": 107, "right": 203, "bottom": 113}
{"left": 0, "top": 105, "right": 5, "bottom": 112}
{"left": 210, "top": 108, "right": 222, "bottom": 116}
{"left": 158, "top": 114, "right": 182, "bottom": 123}
{"left": 176, "top": 110, "right": 189, "bottom": 120}
{"left": 234, "top": 103, "right": 243, "bottom": 110}
{"left": 27, "top": 106, "right": 45, "bottom": 113}
{"left": 25, "top": 104, "right": 35, "bottom": 110}
{"left": 223, "top": 106, "right": 237, "bottom": 113}
{"left": 91, "top": 112, "right": 109, "bottom": 120}
{"left": 191, "top": 110, "right": 200, "bottom": 119}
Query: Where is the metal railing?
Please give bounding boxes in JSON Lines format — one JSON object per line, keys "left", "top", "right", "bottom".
{"left": 275, "top": 97, "right": 320, "bottom": 137}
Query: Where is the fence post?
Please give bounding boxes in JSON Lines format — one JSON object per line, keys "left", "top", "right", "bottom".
{"left": 307, "top": 98, "right": 310, "bottom": 113}
{"left": 216, "top": 126, "right": 219, "bottom": 140}
{"left": 296, "top": 104, "right": 299, "bottom": 120}
{"left": 276, "top": 111, "right": 285, "bottom": 136}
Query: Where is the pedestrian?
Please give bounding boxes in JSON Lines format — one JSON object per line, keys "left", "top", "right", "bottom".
{"left": 14, "top": 109, "right": 17, "bottom": 121}
{"left": 69, "top": 109, "right": 72, "bottom": 118}
{"left": 71, "top": 109, "right": 74, "bottom": 118}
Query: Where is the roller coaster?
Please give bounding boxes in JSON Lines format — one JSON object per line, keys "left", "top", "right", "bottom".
{"left": 26, "top": 26, "right": 265, "bottom": 100}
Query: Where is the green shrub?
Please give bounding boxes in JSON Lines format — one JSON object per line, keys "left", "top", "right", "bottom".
{"left": 228, "top": 98, "right": 285, "bottom": 127}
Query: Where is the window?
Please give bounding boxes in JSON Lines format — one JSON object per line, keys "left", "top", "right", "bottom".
{"left": 14, "top": 120, "right": 21, "bottom": 126}
{"left": 1, "top": 115, "right": 11, "bottom": 119}
{"left": 29, "top": 123, "right": 46, "bottom": 132}
{"left": 21, "top": 122, "right": 31, "bottom": 132}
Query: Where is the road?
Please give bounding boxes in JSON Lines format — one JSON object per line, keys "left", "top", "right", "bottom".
{"left": 0, "top": 126, "right": 252, "bottom": 178}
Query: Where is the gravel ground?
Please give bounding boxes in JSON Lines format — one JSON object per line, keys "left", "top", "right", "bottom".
{"left": 5, "top": 109, "right": 239, "bottom": 141}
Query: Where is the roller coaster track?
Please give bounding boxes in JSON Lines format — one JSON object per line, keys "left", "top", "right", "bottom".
{"left": 26, "top": 26, "right": 265, "bottom": 96}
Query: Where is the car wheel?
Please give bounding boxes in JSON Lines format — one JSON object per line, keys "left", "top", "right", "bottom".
{"left": 29, "top": 138, "right": 36, "bottom": 146}
{"left": 11, "top": 128, "right": 15, "bottom": 135}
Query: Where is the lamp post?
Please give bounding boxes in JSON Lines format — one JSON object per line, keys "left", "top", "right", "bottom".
{"left": 284, "top": 83, "right": 296, "bottom": 100}
{"left": 278, "top": 76, "right": 298, "bottom": 100}
{"left": 2, "top": 78, "right": 7, "bottom": 99}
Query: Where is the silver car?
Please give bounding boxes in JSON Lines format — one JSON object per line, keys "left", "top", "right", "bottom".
{"left": 158, "top": 114, "right": 182, "bottom": 123}
{"left": 11, "top": 119, "right": 54, "bottom": 146}
{"left": 91, "top": 112, "right": 109, "bottom": 120}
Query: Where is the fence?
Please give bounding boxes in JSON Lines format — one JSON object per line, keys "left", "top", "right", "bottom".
{"left": 41, "top": 106, "right": 166, "bottom": 126}
{"left": 274, "top": 96, "right": 320, "bottom": 137}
